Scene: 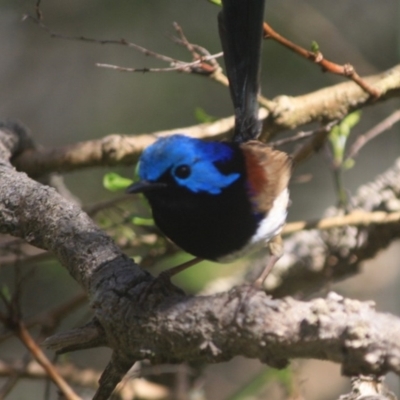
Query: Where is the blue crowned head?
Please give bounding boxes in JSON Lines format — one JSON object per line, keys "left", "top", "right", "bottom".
{"left": 136, "top": 134, "right": 240, "bottom": 195}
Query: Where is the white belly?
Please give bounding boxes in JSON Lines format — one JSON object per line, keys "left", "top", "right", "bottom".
{"left": 218, "top": 188, "right": 289, "bottom": 262}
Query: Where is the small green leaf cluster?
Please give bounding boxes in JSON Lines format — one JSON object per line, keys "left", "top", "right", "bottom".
{"left": 329, "top": 110, "right": 361, "bottom": 170}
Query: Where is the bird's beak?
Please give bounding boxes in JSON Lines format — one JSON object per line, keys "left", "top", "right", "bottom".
{"left": 126, "top": 180, "right": 167, "bottom": 194}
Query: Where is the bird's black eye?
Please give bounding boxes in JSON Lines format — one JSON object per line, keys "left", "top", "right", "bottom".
{"left": 174, "top": 164, "right": 191, "bottom": 179}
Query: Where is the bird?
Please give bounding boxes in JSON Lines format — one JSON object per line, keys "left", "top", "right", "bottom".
{"left": 126, "top": 0, "right": 292, "bottom": 287}
{"left": 127, "top": 135, "right": 290, "bottom": 284}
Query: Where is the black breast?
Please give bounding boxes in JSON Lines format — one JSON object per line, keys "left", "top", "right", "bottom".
{"left": 143, "top": 146, "right": 259, "bottom": 261}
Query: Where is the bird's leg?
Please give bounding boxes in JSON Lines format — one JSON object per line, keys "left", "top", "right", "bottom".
{"left": 157, "top": 257, "right": 203, "bottom": 281}
{"left": 138, "top": 257, "right": 203, "bottom": 303}
{"left": 253, "top": 235, "right": 283, "bottom": 289}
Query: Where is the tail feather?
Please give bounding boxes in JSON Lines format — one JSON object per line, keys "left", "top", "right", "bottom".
{"left": 218, "top": 0, "right": 266, "bottom": 143}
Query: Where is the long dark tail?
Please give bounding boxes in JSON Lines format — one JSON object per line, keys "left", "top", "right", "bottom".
{"left": 218, "top": 0, "right": 266, "bottom": 143}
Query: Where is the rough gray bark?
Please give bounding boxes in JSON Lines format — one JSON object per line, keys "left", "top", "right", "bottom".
{"left": 1, "top": 123, "right": 400, "bottom": 400}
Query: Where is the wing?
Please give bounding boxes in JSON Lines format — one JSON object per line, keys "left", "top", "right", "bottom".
{"left": 240, "top": 141, "right": 292, "bottom": 212}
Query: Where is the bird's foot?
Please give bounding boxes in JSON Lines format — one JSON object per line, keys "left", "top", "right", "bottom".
{"left": 137, "top": 271, "right": 185, "bottom": 304}
{"left": 137, "top": 258, "right": 201, "bottom": 304}
{"left": 231, "top": 282, "right": 264, "bottom": 323}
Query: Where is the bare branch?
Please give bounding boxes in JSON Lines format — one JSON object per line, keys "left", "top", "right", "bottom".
{"left": 283, "top": 210, "right": 400, "bottom": 235}
{"left": 23, "top": 15, "right": 180, "bottom": 63}
{"left": 346, "top": 109, "right": 400, "bottom": 160}
{"left": 262, "top": 63, "right": 400, "bottom": 139}
{"left": 13, "top": 322, "right": 81, "bottom": 400}
{"left": 12, "top": 114, "right": 238, "bottom": 177}
{"left": 290, "top": 120, "right": 338, "bottom": 165}
{"left": 263, "top": 22, "right": 380, "bottom": 97}
{"left": 24, "top": 14, "right": 222, "bottom": 78}
{"left": 96, "top": 52, "right": 223, "bottom": 74}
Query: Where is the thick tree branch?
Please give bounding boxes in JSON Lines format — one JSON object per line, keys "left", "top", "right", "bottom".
{"left": 12, "top": 115, "right": 237, "bottom": 177}
{"left": 262, "top": 63, "right": 400, "bottom": 138}
{"left": 12, "top": 64, "right": 400, "bottom": 177}
{"left": 2, "top": 125, "right": 400, "bottom": 398}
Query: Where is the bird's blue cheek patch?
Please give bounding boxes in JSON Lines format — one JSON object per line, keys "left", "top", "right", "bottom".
{"left": 176, "top": 161, "right": 240, "bottom": 195}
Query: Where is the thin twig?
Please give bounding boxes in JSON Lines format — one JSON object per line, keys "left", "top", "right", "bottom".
{"left": 172, "top": 22, "right": 199, "bottom": 57}
{"left": 35, "top": 0, "right": 43, "bottom": 20}
{"left": 171, "top": 22, "right": 220, "bottom": 73}
{"left": 270, "top": 129, "right": 318, "bottom": 147}
{"left": 283, "top": 210, "right": 400, "bottom": 235}
{"left": 291, "top": 121, "right": 338, "bottom": 166}
{"left": 263, "top": 22, "right": 380, "bottom": 98}
{"left": 14, "top": 322, "right": 81, "bottom": 400}
{"left": 96, "top": 52, "right": 223, "bottom": 74}
{"left": 23, "top": 14, "right": 185, "bottom": 64}
{"left": 346, "top": 109, "right": 400, "bottom": 160}
{"left": 24, "top": 14, "right": 221, "bottom": 76}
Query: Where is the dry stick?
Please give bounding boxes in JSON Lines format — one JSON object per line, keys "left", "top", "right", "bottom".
{"left": 346, "top": 109, "right": 400, "bottom": 160}
{"left": 170, "top": 22, "right": 274, "bottom": 107}
{"left": 24, "top": 12, "right": 271, "bottom": 107}
{"left": 24, "top": 14, "right": 222, "bottom": 75}
{"left": 96, "top": 52, "right": 223, "bottom": 74}
{"left": 291, "top": 121, "right": 338, "bottom": 166}
{"left": 173, "top": 22, "right": 197, "bottom": 55}
{"left": 269, "top": 129, "right": 315, "bottom": 147}
{"left": 23, "top": 14, "right": 185, "bottom": 65}
{"left": 263, "top": 22, "right": 380, "bottom": 98}
{"left": 171, "top": 22, "right": 221, "bottom": 74}
{"left": 97, "top": 22, "right": 223, "bottom": 75}
{"left": 35, "top": 0, "right": 43, "bottom": 21}
{"left": 283, "top": 210, "right": 400, "bottom": 235}
{"left": 14, "top": 322, "right": 81, "bottom": 400}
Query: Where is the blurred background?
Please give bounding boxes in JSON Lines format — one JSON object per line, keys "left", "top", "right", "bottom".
{"left": 0, "top": 0, "right": 400, "bottom": 399}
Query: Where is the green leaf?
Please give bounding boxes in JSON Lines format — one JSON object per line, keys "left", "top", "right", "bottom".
{"left": 194, "top": 107, "right": 216, "bottom": 123}
{"left": 310, "top": 40, "right": 320, "bottom": 53}
{"left": 207, "top": 0, "right": 222, "bottom": 6}
{"left": 1, "top": 285, "right": 11, "bottom": 302}
{"left": 329, "top": 111, "right": 362, "bottom": 165}
{"left": 343, "top": 158, "right": 355, "bottom": 170}
{"left": 132, "top": 217, "right": 155, "bottom": 227}
{"left": 342, "top": 110, "right": 361, "bottom": 130}
{"left": 103, "top": 173, "right": 133, "bottom": 192}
